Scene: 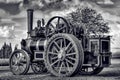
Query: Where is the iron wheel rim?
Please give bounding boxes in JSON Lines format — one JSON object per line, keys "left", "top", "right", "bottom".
{"left": 46, "top": 35, "right": 80, "bottom": 76}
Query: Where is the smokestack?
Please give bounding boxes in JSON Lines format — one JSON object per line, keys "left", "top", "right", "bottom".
{"left": 27, "top": 9, "right": 34, "bottom": 37}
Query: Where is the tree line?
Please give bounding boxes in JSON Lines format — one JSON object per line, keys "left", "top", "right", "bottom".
{"left": 0, "top": 43, "right": 12, "bottom": 59}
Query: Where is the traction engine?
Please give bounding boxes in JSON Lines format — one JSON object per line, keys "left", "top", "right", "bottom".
{"left": 9, "top": 9, "right": 112, "bottom": 77}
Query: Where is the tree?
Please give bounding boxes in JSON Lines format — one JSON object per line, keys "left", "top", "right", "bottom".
{"left": 23, "top": 0, "right": 29, "bottom": 4}
{"left": 66, "top": 7, "right": 109, "bottom": 35}
{"left": 0, "top": 43, "right": 12, "bottom": 58}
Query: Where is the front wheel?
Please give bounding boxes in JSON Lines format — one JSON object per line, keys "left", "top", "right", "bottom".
{"left": 9, "top": 49, "right": 30, "bottom": 75}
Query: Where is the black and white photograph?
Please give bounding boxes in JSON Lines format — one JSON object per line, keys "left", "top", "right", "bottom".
{"left": 0, "top": 0, "right": 119, "bottom": 80}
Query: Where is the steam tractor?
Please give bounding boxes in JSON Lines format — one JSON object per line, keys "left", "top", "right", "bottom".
{"left": 9, "top": 9, "right": 112, "bottom": 77}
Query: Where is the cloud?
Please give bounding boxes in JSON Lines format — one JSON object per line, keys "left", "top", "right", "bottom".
{"left": 0, "top": 0, "right": 22, "bottom": 3}
{"left": 101, "top": 12, "right": 120, "bottom": 22}
{"left": 0, "top": 9, "right": 9, "bottom": 18}
{"left": 104, "top": 0, "right": 114, "bottom": 4}
{"left": 11, "top": 10, "right": 26, "bottom": 18}
{"left": 0, "top": 0, "right": 5, "bottom": 3}
{"left": 97, "top": 0, "right": 114, "bottom": 5}
{"left": 0, "top": 26, "right": 15, "bottom": 39}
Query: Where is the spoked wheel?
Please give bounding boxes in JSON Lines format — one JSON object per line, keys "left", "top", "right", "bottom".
{"left": 45, "top": 16, "right": 70, "bottom": 38}
{"left": 44, "top": 33, "right": 84, "bottom": 77}
{"left": 31, "top": 62, "right": 47, "bottom": 74}
{"left": 80, "top": 65, "right": 103, "bottom": 75}
{"left": 9, "top": 49, "right": 30, "bottom": 75}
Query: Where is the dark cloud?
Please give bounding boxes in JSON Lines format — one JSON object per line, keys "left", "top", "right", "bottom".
{"left": 0, "top": 0, "right": 116, "bottom": 15}
{"left": 0, "top": 2, "right": 21, "bottom": 15}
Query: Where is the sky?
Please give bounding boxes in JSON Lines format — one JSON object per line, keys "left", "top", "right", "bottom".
{"left": 0, "top": 0, "right": 119, "bottom": 50}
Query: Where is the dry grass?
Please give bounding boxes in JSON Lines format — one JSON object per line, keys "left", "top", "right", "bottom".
{"left": 0, "top": 59, "right": 9, "bottom": 66}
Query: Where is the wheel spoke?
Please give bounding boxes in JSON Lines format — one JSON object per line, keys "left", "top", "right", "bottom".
{"left": 65, "top": 61, "right": 70, "bottom": 72}
{"left": 20, "top": 60, "right": 27, "bottom": 66}
{"left": 65, "top": 42, "right": 72, "bottom": 51}
{"left": 12, "top": 62, "right": 16, "bottom": 66}
{"left": 18, "top": 66, "right": 22, "bottom": 72}
{"left": 53, "top": 41, "right": 60, "bottom": 50}
{"left": 60, "top": 39, "right": 63, "bottom": 48}
{"left": 12, "top": 56, "right": 19, "bottom": 65}
{"left": 58, "top": 26, "right": 66, "bottom": 31}
{"left": 66, "top": 52, "right": 76, "bottom": 56}
{"left": 19, "top": 62, "right": 24, "bottom": 66}
{"left": 63, "top": 61, "right": 66, "bottom": 67}
{"left": 48, "top": 51, "right": 58, "bottom": 55}
{"left": 47, "top": 31, "right": 54, "bottom": 37}
{"left": 51, "top": 56, "right": 58, "bottom": 60}
{"left": 19, "top": 65, "right": 25, "bottom": 72}
{"left": 20, "top": 59, "right": 27, "bottom": 63}
{"left": 17, "top": 53, "right": 21, "bottom": 60}
{"left": 57, "top": 17, "right": 60, "bottom": 28}
{"left": 63, "top": 38, "right": 66, "bottom": 47}
{"left": 53, "top": 46, "right": 59, "bottom": 53}
{"left": 59, "top": 61, "right": 63, "bottom": 74}
{"left": 65, "top": 58, "right": 74, "bottom": 66}
{"left": 14, "top": 66, "right": 19, "bottom": 71}
{"left": 67, "top": 45, "right": 74, "bottom": 53}
{"left": 67, "top": 56, "right": 76, "bottom": 61}
{"left": 50, "top": 59, "right": 59, "bottom": 66}
{"left": 13, "top": 55, "right": 17, "bottom": 62}
{"left": 12, "top": 63, "right": 17, "bottom": 68}
{"left": 57, "top": 61, "right": 60, "bottom": 67}
{"left": 50, "top": 23, "right": 55, "bottom": 29}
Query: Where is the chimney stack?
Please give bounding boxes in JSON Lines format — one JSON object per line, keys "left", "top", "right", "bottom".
{"left": 27, "top": 9, "right": 34, "bottom": 37}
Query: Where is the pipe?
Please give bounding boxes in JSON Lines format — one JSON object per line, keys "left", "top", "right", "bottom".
{"left": 27, "top": 9, "right": 34, "bottom": 37}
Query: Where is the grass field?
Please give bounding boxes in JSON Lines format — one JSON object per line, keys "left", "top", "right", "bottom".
{"left": 0, "top": 58, "right": 119, "bottom": 80}
{"left": 0, "top": 59, "right": 9, "bottom": 66}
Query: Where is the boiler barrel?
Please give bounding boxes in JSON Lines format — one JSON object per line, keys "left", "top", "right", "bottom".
{"left": 26, "top": 39, "right": 46, "bottom": 53}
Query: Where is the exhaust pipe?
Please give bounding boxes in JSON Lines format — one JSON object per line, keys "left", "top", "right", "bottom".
{"left": 27, "top": 9, "right": 34, "bottom": 37}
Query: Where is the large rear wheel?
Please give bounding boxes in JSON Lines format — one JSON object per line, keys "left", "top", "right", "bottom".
{"left": 44, "top": 33, "right": 84, "bottom": 77}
